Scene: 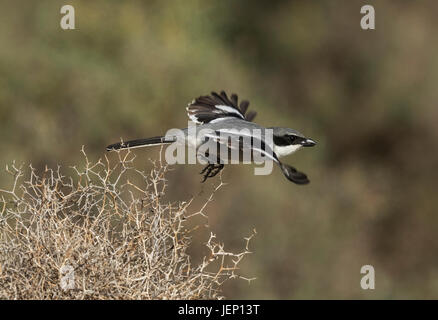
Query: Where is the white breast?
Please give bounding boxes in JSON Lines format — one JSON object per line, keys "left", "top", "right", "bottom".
{"left": 273, "top": 144, "right": 302, "bottom": 158}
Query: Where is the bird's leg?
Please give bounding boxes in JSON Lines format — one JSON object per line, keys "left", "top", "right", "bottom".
{"left": 199, "top": 151, "right": 213, "bottom": 175}
{"left": 200, "top": 164, "right": 215, "bottom": 183}
{"left": 200, "top": 164, "right": 211, "bottom": 175}
{"left": 207, "top": 163, "right": 224, "bottom": 178}
{"left": 200, "top": 163, "right": 224, "bottom": 183}
{"left": 200, "top": 153, "right": 224, "bottom": 183}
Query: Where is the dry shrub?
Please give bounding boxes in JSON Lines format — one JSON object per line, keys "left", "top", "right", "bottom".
{"left": 0, "top": 148, "right": 254, "bottom": 299}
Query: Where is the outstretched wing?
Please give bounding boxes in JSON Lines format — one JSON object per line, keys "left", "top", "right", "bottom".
{"left": 201, "top": 130, "right": 309, "bottom": 184}
{"left": 203, "top": 129, "right": 279, "bottom": 163}
{"left": 186, "top": 91, "right": 257, "bottom": 124}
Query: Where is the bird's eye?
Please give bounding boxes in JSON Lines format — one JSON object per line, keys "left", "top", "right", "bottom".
{"left": 289, "top": 135, "right": 296, "bottom": 143}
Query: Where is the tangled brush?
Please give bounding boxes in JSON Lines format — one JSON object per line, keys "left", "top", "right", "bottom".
{"left": 0, "top": 148, "right": 254, "bottom": 299}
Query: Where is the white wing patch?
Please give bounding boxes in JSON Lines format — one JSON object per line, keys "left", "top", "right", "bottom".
{"left": 209, "top": 117, "right": 236, "bottom": 124}
{"left": 213, "top": 105, "right": 245, "bottom": 118}
{"left": 201, "top": 130, "right": 279, "bottom": 164}
{"left": 186, "top": 106, "right": 201, "bottom": 123}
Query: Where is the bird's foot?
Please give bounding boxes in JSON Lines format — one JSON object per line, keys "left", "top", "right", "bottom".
{"left": 200, "top": 163, "right": 224, "bottom": 183}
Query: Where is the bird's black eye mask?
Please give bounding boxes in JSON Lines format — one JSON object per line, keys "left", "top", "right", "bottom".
{"left": 273, "top": 135, "right": 304, "bottom": 146}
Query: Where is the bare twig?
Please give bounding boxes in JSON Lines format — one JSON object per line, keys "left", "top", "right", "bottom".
{"left": 0, "top": 149, "right": 254, "bottom": 299}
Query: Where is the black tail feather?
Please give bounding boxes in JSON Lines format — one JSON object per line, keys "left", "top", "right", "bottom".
{"left": 279, "top": 163, "right": 310, "bottom": 185}
{"left": 106, "top": 136, "right": 174, "bottom": 151}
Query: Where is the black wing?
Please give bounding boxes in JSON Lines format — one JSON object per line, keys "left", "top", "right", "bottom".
{"left": 186, "top": 91, "right": 257, "bottom": 124}
{"left": 201, "top": 130, "right": 309, "bottom": 185}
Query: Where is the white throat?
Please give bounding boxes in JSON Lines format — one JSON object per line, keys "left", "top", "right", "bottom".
{"left": 273, "top": 144, "right": 302, "bottom": 158}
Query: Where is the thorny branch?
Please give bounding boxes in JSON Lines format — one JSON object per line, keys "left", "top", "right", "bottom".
{"left": 0, "top": 148, "right": 255, "bottom": 299}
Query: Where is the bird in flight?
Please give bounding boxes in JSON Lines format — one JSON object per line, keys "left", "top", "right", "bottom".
{"left": 107, "top": 91, "right": 316, "bottom": 184}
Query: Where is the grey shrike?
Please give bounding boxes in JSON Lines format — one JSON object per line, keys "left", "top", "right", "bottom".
{"left": 107, "top": 91, "right": 316, "bottom": 184}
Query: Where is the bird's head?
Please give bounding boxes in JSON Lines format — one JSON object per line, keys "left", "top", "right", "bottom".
{"left": 270, "top": 127, "right": 316, "bottom": 148}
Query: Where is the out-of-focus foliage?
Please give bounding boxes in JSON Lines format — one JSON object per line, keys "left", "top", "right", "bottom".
{"left": 1, "top": 0, "right": 437, "bottom": 298}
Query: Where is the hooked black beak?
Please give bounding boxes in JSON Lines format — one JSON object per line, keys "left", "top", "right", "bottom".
{"left": 301, "top": 138, "right": 316, "bottom": 147}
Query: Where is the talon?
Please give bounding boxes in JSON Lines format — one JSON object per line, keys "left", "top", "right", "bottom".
{"left": 200, "top": 164, "right": 214, "bottom": 182}
{"left": 200, "top": 165, "right": 209, "bottom": 174}
{"left": 199, "top": 163, "right": 224, "bottom": 182}
{"left": 207, "top": 164, "right": 224, "bottom": 179}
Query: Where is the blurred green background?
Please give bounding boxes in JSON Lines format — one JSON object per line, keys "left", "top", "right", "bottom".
{"left": 1, "top": 0, "right": 438, "bottom": 299}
